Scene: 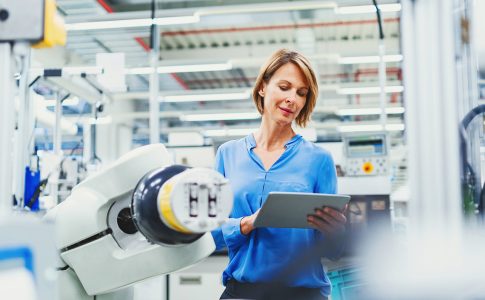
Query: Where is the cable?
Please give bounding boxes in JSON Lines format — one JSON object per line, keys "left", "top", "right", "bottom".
{"left": 80, "top": 73, "right": 103, "bottom": 95}
{"left": 150, "top": 0, "right": 156, "bottom": 50}
{"left": 372, "top": 0, "right": 385, "bottom": 40}
{"left": 28, "top": 76, "right": 41, "bottom": 88}
{"left": 459, "top": 104, "right": 485, "bottom": 215}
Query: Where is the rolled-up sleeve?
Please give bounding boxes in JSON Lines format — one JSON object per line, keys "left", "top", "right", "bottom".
{"left": 211, "top": 146, "right": 227, "bottom": 251}
{"left": 220, "top": 217, "right": 249, "bottom": 251}
{"left": 211, "top": 145, "right": 249, "bottom": 252}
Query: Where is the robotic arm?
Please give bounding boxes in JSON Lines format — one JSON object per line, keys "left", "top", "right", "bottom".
{"left": 46, "top": 144, "right": 232, "bottom": 299}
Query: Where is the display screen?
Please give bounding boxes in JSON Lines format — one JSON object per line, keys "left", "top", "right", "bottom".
{"left": 347, "top": 138, "right": 385, "bottom": 157}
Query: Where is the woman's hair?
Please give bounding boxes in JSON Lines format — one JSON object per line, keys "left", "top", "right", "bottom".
{"left": 252, "top": 49, "right": 318, "bottom": 127}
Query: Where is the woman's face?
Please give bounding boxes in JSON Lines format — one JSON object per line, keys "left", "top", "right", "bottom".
{"left": 259, "top": 63, "right": 308, "bottom": 127}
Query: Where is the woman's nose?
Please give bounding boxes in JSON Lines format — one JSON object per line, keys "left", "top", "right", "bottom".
{"left": 285, "top": 91, "right": 297, "bottom": 103}
{"left": 285, "top": 96, "right": 297, "bottom": 104}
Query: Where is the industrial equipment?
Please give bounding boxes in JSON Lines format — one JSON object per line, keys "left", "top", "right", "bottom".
{"left": 341, "top": 132, "right": 389, "bottom": 177}
{"left": 46, "top": 143, "right": 233, "bottom": 299}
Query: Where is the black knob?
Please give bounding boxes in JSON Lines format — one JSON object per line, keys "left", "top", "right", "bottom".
{"left": 0, "top": 9, "right": 9, "bottom": 22}
{"left": 117, "top": 207, "right": 138, "bottom": 234}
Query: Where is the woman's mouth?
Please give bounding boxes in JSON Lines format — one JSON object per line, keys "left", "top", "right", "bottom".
{"left": 279, "top": 107, "right": 293, "bottom": 114}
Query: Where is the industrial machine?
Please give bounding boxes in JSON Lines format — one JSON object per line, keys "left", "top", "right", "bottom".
{"left": 46, "top": 143, "right": 233, "bottom": 300}
{"left": 336, "top": 132, "right": 392, "bottom": 255}
{"left": 341, "top": 132, "right": 389, "bottom": 177}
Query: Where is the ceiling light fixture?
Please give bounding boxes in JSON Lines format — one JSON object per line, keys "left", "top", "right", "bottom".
{"left": 66, "top": 1, "right": 338, "bottom": 31}
{"left": 197, "top": 1, "right": 337, "bottom": 16}
{"left": 337, "top": 106, "right": 405, "bottom": 116}
{"left": 338, "top": 123, "right": 405, "bottom": 132}
{"left": 338, "top": 55, "right": 403, "bottom": 64}
{"left": 126, "top": 62, "right": 232, "bottom": 75}
{"left": 337, "top": 85, "right": 404, "bottom": 95}
{"left": 162, "top": 90, "right": 250, "bottom": 103}
{"left": 180, "top": 112, "right": 260, "bottom": 122}
{"left": 65, "top": 15, "right": 199, "bottom": 31}
{"left": 335, "top": 3, "right": 402, "bottom": 14}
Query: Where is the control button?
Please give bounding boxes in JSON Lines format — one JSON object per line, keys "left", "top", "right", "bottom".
{"left": 0, "top": 9, "right": 9, "bottom": 22}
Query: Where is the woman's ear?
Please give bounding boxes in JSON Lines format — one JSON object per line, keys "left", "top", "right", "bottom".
{"left": 258, "top": 83, "right": 266, "bottom": 97}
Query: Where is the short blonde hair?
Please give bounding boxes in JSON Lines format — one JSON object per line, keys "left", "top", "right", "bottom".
{"left": 252, "top": 49, "right": 318, "bottom": 127}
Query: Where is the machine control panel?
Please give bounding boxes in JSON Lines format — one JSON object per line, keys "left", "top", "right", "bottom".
{"left": 343, "top": 133, "right": 389, "bottom": 176}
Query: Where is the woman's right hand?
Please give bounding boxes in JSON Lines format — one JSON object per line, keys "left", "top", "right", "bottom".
{"left": 240, "top": 209, "right": 260, "bottom": 235}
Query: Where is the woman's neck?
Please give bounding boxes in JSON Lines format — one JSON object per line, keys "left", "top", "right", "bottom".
{"left": 254, "top": 119, "right": 295, "bottom": 151}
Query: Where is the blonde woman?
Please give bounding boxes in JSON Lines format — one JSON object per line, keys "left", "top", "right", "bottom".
{"left": 212, "top": 49, "right": 347, "bottom": 300}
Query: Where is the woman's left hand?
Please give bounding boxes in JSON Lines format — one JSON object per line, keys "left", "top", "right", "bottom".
{"left": 307, "top": 205, "right": 347, "bottom": 236}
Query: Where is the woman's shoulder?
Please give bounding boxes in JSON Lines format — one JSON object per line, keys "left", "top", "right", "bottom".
{"left": 216, "top": 136, "right": 247, "bottom": 154}
{"left": 299, "top": 139, "right": 333, "bottom": 161}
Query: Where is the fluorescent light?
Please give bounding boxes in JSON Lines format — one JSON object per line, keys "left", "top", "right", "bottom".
{"left": 44, "top": 97, "right": 80, "bottom": 107}
{"left": 125, "top": 62, "right": 232, "bottom": 75}
{"left": 66, "top": 15, "right": 199, "bottom": 31}
{"left": 337, "top": 85, "right": 404, "bottom": 95}
{"left": 180, "top": 112, "right": 260, "bottom": 122}
{"left": 204, "top": 128, "right": 257, "bottom": 137}
{"left": 338, "top": 55, "right": 403, "bottom": 64}
{"left": 337, "top": 107, "right": 405, "bottom": 116}
{"left": 162, "top": 91, "right": 250, "bottom": 103}
{"left": 66, "top": 19, "right": 151, "bottom": 31}
{"left": 153, "top": 15, "right": 200, "bottom": 26}
{"left": 125, "top": 67, "right": 153, "bottom": 75}
{"left": 336, "top": 3, "right": 402, "bottom": 14}
{"left": 197, "top": 1, "right": 337, "bottom": 16}
{"left": 386, "top": 124, "right": 405, "bottom": 131}
{"left": 338, "top": 123, "right": 405, "bottom": 132}
{"left": 158, "top": 62, "right": 232, "bottom": 73}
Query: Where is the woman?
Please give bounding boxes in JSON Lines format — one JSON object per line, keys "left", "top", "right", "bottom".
{"left": 211, "top": 49, "right": 347, "bottom": 300}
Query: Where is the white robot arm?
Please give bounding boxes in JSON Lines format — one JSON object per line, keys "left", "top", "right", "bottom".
{"left": 47, "top": 144, "right": 232, "bottom": 299}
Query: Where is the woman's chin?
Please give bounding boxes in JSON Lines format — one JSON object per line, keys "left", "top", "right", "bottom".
{"left": 273, "top": 118, "right": 293, "bottom": 127}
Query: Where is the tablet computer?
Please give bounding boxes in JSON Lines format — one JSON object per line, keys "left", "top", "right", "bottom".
{"left": 253, "top": 192, "right": 350, "bottom": 229}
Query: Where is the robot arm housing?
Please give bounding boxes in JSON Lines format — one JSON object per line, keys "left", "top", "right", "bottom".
{"left": 50, "top": 144, "right": 232, "bottom": 296}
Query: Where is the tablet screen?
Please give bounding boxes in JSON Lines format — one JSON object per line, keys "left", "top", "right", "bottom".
{"left": 253, "top": 192, "right": 350, "bottom": 228}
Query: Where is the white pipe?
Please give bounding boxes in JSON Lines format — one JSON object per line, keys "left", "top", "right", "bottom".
{"left": 0, "top": 43, "right": 14, "bottom": 216}
{"left": 12, "top": 44, "right": 32, "bottom": 207}
{"left": 32, "top": 96, "right": 78, "bottom": 135}
{"left": 149, "top": 25, "right": 160, "bottom": 144}
{"left": 378, "top": 41, "right": 387, "bottom": 127}
{"left": 53, "top": 92, "right": 63, "bottom": 156}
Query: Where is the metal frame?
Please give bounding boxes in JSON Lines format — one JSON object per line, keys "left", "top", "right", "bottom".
{"left": 401, "top": 0, "right": 464, "bottom": 235}
{"left": 0, "top": 43, "right": 14, "bottom": 215}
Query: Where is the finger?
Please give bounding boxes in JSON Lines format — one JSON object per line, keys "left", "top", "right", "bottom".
{"left": 313, "top": 210, "right": 340, "bottom": 228}
{"left": 319, "top": 207, "right": 347, "bottom": 224}
{"left": 307, "top": 215, "right": 333, "bottom": 235}
{"left": 342, "top": 203, "right": 349, "bottom": 214}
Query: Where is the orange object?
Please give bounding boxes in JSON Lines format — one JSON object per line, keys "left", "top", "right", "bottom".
{"left": 362, "top": 162, "right": 374, "bottom": 174}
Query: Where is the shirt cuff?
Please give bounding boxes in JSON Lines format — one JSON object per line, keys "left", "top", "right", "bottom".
{"left": 221, "top": 217, "right": 249, "bottom": 251}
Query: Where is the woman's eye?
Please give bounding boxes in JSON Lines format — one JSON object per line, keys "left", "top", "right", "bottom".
{"left": 279, "top": 86, "right": 289, "bottom": 91}
{"left": 298, "top": 91, "right": 307, "bottom": 97}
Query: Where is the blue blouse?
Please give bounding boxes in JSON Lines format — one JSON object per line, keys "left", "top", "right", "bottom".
{"left": 211, "top": 133, "right": 337, "bottom": 296}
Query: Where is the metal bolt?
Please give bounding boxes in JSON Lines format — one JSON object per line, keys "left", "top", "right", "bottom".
{"left": 0, "top": 9, "right": 9, "bottom": 22}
